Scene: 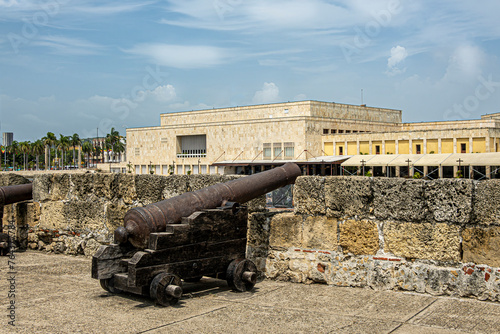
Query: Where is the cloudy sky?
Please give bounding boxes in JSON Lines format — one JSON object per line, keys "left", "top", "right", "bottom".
{"left": 1, "top": 0, "right": 500, "bottom": 142}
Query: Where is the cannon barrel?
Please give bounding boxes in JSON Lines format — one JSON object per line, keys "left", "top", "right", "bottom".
{"left": 0, "top": 183, "right": 33, "bottom": 205}
{"left": 115, "top": 162, "right": 302, "bottom": 249}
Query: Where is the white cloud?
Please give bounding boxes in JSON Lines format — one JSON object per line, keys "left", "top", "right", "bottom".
{"left": 34, "top": 35, "right": 104, "bottom": 55}
{"left": 386, "top": 45, "right": 408, "bottom": 76}
{"left": 294, "top": 93, "right": 307, "bottom": 101}
{"left": 442, "top": 45, "right": 485, "bottom": 83}
{"left": 148, "top": 85, "right": 176, "bottom": 102}
{"left": 125, "top": 43, "right": 230, "bottom": 69}
{"left": 253, "top": 82, "right": 280, "bottom": 104}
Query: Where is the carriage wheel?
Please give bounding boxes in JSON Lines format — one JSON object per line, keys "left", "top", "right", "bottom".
{"left": 226, "top": 259, "right": 258, "bottom": 292}
{"left": 99, "top": 277, "right": 121, "bottom": 294}
{"left": 150, "top": 273, "right": 183, "bottom": 306}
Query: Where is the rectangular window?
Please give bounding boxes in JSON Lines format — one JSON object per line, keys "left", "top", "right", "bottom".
{"left": 375, "top": 145, "right": 380, "bottom": 155}
{"left": 461, "top": 143, "right": 467, "bottom": 153}
{"left": 339, "top": 146, "right": 343, "bottom": 155}
{"left": 263, "top": 143, "right": 271, "bottom": 159}
{"left": 134, "top": 148, "right": 140, "bottom": 156}
{"left": 141, "top": 165, "right": 146, "bottom": 174}
{"left": 273, "top": 143, "right": 282, "bottom": 159}
{"left": 338, "top": 130, "right": 344, "bottom": 133}
{"left": 177, "top": 135, "right": 207, "bottom": 158}
{"left": 263, "top": 148, "right": 272, "bottom": 158}
{"left": 284, "top": 142, "right": 295, "bottom": 159}
{"left": 323, "top": 129, "right": 329, "bottom": 134}
{"left": 331, "top": 129, "right": 337, "bottom": 134}
{"left": 346, "top": 130, "right": 351, "bottom": 133}
{"left": 416, "top": 144, "right": 421, "bottom": 154}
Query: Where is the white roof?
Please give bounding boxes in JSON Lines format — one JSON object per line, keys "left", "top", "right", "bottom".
{"left": 341, "top": 153, "right": 500, "bottom": 167}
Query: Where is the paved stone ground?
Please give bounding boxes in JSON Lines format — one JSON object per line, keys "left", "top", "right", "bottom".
{"left": 1, "top": 252, "right": 500, "bottom": 334}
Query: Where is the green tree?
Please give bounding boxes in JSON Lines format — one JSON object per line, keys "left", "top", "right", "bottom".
{"left": 81, "top": 141, "right": 93, "bottom": 167}
{"left": 42, "top": 132, "right": 57, "bottom": 170}
{"left": 31, "top": 140, "right": 45, "bottom": 171}
{"left": 7, "top": 141, "right": 19, "bottom": 170}
{"left": 70, "top": 133, "right": 81, "bottom": 168}
{"left": 58, "top": 134, "right": 70, "bottom": 169}
{"left": 19, "top": 141, "right": 31, "bottom": 170}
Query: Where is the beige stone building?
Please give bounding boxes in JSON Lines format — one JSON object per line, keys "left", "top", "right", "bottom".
{"left": 126, "top": 100, "right": 500, "bottom": 178}
{"left": 126, "top": 101, "right": 401, "bottom": 175}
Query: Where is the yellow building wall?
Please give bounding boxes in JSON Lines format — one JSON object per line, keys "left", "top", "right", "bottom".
{"left": 412, "top": 140, "right": 424, "bottom": 154}
{"left": 385, "top": 141, "right": 396, "bottom": 154}
{"left": 398, "top": 140, "right": 409, "bottom": 154}
{"left": 427, "top": 139, "right": 438, "bottom": 154}
{"left": 324, "top": 142, "right": 333, "bottom": 155}
{"left": 359, "top": 141, "right": 369, "bottom": 155}
{"left": 347, "top": 141, "right": 357, "bottom": 155}
{"left": 473, "top": 138, "right": 486, "bottom": 153}
{"left": 441, "top": 139, "right": 453, "bottom": 153}
{"left": 457, "top": 138, "right": 469, "bottom": 153}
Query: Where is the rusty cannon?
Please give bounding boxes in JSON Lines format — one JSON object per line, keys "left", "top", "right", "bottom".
{"left": 92, "top": 162, "right": 301, "bottom": 306}
{"left": 0, "top": 183, "right": 33, "bottom": 255}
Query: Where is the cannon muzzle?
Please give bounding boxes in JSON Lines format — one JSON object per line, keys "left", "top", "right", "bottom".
{"left": 116, "top": 162, "right": 301, "bottom": 248}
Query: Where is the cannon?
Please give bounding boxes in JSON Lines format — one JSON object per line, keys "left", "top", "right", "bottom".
{"left": 0, "top": 183, "right": 33, "bottom": 255}
{"left": 92, "top": 162, "right": 301, "bottom": 306}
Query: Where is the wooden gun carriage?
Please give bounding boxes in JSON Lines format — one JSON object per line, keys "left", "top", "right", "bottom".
{"left": 92, "top": 163, "right": 301, "bottom": 306}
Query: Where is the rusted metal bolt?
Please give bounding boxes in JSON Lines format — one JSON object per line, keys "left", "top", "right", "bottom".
{"left": 242, "top": 271, "right": 257, "bottom": 284}
{"left": 165, "top": 284, "right": 183, "bottom": 299}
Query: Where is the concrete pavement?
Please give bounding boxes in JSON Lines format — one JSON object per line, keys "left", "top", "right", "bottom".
{"left": 1, "top": 251, "right": 500, "bottom": 333}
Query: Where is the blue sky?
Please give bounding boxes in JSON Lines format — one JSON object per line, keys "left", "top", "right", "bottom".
{"left": 1, "top": 0, "right": 500, "bottom": 142}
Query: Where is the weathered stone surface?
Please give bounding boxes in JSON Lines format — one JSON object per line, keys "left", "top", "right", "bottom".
{"left": 425, "top": 178, "right": 474, "bottom": 224}
{"left": 0, "top": 173, "right": 30, "bottom": 186}
{"left": 70, "top": 173, "right": 95, "bottom": 200}
{"left": 32, "top": 174, "right": 52, "bottom": 202}
{"left": 294, "top": 176, "right": 325, "bottom": 215}
{"left": 269, "top": 212, "right": 302, "bottom": 248}
{"left": 50, "top": 174, "right": 71, "bottom": 200}
{"left": 339, "top": 220, "right": 379, "bottom": 255}
{"left": 247, "top": 212, "right": 275, "bottom": 275}
{"left": 162, "top": 175, "right": 189, "bottom": 199}
{"left": 26, "top": 202, "right": 41, "bottom": 227}
{"left": 39, "top": 201, "right": 66, "bottom": 229}
{"left": 63, "top": 201, "right": 106, "bottom": 230}
{"left": 188, "top": 174, "right": 224, "bottom": 192}
{"left": 93, "top": 173, "right": 115, "bottom": 200}
{"left": 384, "top": 222, "right": 461, "bottom": 262}
{"left": 462, "top": 226, "right": 500, "bottom": 267}
{"left": 473, "top": 179, "right": 500, "bottom": 226}
{"left": 83, "top": 238, "right": 102, "bottom": 256}
{"left": 325, "top": 177, "right": 371, "bottom": 218}
{"left": 372, "top": 178, "right": 426, "bottom": 221}
{"left": 303, "top": 216, "right": 337, "bottom": 250}
{"left": 112, "top": 173, "right": 137, "bottom": 204}
{"left": 105, "top": 200, "right": 131, "bottom": 231}
{"left": 135, "top": 174, "right": 167, "bottom": 205}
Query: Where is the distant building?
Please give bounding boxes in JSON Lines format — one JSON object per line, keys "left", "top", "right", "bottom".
{"left": 127, "top": 100, "right": 401, "bottom": 175}
{"left": 2, "top": 132, "right": 13, "bottom": 147}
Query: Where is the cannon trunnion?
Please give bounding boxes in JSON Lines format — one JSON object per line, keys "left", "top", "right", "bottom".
{"left": 92, "top": 163, "right": 301, "bottom": 306}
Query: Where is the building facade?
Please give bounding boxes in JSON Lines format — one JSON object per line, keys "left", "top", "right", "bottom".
{"left": 126, "top": 101, "right": 401, "bottom": 175}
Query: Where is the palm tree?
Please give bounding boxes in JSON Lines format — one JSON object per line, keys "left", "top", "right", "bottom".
{"left": 58, "top": 134, "right": 70, "bottom": 169}
{"left": 104, "top": 136, "right": 112, "bottom": 162}
{"left": 70, "top": 133, "right": 81, "bottom": 168}
{"left": 81, "top": 141, "right": 93, "bottom": 167}
{"left": 113, "top": 139, "right": 126, "bottom": 162}
{"left": 93, "top": 143, "right": 102, "bottom": 166}
{"left": 42, "top": 132, "right": 57, "bottom": 170}
{"left": 106, "top": 127, "right": 122, "bottom": 162}
{"left": 7, "top": 141, "right": 19, "bottom": 170}
{"left": 31, "top": 140, "right": 45, "bottom": 171}
{"left": 19, "top": 141, "right": 31, "bottom": 170}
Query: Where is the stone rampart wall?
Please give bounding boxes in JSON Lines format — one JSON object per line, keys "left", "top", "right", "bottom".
{"left": 4, "top": 173, "right": 499, "bottom": 302}
{"left": 6, "top": 172, "right": 264, "bottom": 256}
{"left": 247, "top": 177, "right": 500, "bottom": 302}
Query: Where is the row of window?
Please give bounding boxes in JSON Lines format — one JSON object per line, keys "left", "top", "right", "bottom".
{"left": 263, "top": 142, "right": 295, "bottom": 159}
{"left": 323, "top": 129, "right": 369, "bottom": 135}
